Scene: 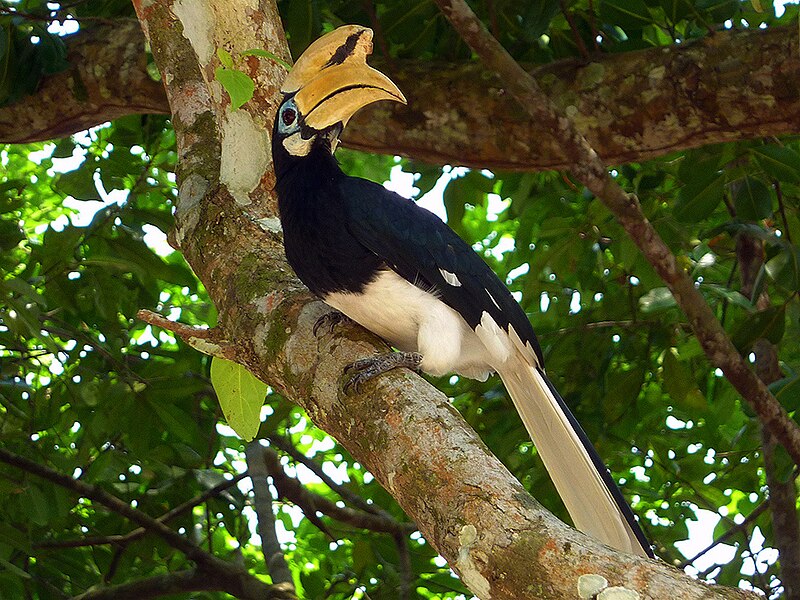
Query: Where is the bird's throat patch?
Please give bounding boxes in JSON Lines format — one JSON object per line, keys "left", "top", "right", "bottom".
{"left": 282, "top": 132, "right": 315, "bottom": 156}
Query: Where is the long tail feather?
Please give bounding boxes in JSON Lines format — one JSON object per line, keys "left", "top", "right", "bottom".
{"left": 497, "top": 362, "right": 653, "bottom": 557}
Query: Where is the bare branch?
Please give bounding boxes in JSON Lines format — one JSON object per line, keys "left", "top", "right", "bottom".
{"left": 245, "top": 441, "right": 295, "bottom": 589}
{"left": 760, "top": 424, "right": 800, "bottom": 597}
{"left": 136, "top": 309, "right": 236, "bottom": 359}
{"left": 737, "top": 229, "right": 800, "bottom": 598}
{"left": 71, "top": 569, "right": 223, "bottom": 600}
{"left": 394, "top": 532, "right": 412, "bottom": 600}
{"left": 431, "top": 0, "right": 800, "bottom": 468}
{"left": 679, "top": 501, "right": 770, "bottom": 569}
{"left": 0, "top": 20, "right": 165, "bottom": 143}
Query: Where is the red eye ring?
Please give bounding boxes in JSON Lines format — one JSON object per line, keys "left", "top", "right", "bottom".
{"left": 282, "top": 107, "right": 297, "bottom": 127}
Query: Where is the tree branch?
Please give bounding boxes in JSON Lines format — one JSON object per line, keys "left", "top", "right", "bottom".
{"left": 245, "top": 441, "right": 295, "bottom": 589}
{"left": 1, "top": 21, "right": 797, "bottom": 172}
{"left": 737, "top": 230, "right": 800, "bottom": 598}
{"left": 36, "top": 472, "right": 247, "bottom": 549}
{"left": 760, "top": 423, "right": 800, "bottom": 597}
{"left": 431, "top": 0, "right": 800, "bottom": 469}
{"left": 0, "top": 19, "right": 165, "bottom": 144}
{"left": 0, "top": 447, "right": 289, "bottom": 600}
{"left": 267, "top": 433, "right": 386, "bottom": 516}
{"left": 137, "top": 309, "right": 236, "bottom": 359}
{"left": 71, "top": 569, "right": 224, "bottom": 600}
{"left": 678, "top": 500, "right": 770, "bottom": 569}
{"left": 133, "top": 0, "right": 759, "bottom": 596}
{"left": 261, "top": 444, "right": 416, "bottom": 536}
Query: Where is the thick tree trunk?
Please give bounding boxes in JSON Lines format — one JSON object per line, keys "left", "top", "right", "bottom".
{"left": 1, "top": 21, "right": 797, "bottom": 172}
{"left": 131, "top": 0, "right": 759, "bottom": 597}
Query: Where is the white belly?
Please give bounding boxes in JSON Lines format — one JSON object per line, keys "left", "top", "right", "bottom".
{"left": 324, "top": 270, "right": 493, "bottom": 380}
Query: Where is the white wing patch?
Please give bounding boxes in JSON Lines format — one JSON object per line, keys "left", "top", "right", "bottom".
{"left": 485, "top": 288, "right": 501, "bottom": 310}
{"left": 439, "top": 268, "right": 462, "bottom": 287}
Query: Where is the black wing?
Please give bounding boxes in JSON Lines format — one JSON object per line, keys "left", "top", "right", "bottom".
{"left": 339, "top": 176, "right": 544, "bottom": 366}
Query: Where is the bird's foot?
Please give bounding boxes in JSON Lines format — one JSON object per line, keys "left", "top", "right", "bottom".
{"left": 343, "top": 351, "right": 423, "bottom": 394}
{"left": 313, "top": 310, "right": 351, "bottom": 337}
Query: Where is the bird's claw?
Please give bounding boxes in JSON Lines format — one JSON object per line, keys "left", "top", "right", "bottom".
{"left": 342, "top": 352, "right": 423, "bottom": 395}
{"left": 313, "top": 311, "right": 350, "bottom": 337}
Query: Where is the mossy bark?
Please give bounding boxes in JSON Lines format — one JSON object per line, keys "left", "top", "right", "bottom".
{"left": 2, "top": 22, "right": 798, "bottom": 173}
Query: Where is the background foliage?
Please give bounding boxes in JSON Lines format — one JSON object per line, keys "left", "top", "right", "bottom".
{"left": 1, "top": 0, "right": 800, "bottom": 597}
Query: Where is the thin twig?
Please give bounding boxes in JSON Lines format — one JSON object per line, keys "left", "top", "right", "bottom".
{"left": 394, "top": 532, "right": 412, "bottom": 600}
{"left": 361, "top": 0, "right": 392, "bottom": 67}
{"left": 587, "top": 0, "right": 600, "bottom": 51}
{"left": 136, "top": 309, "right": 235, "bottom": 359}
{"left": 72, "top": 569, "right": 224, "bottom": 600}
{"left": 678, "top": 500, "right": 768, "bottom": 569}
{"left": 775, "top": 179, "right": 792, "bottom": 243}
{"left": 560, "top": 0, "right": 590, "bottom": 59}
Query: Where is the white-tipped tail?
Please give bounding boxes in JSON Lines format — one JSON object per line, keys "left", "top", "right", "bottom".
{"left": 497, "top": 361, "right": 650, "bottom": 557}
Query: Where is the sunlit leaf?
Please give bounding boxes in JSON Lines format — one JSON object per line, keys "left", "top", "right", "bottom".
{"left": 210, "top": 357, "right": 266, "bottom": 441}
{"left": 639, "top": 287, "right": 676, "bottom": 313}
{"left": 215, "top": 67, "right": 255, "bottom": 110}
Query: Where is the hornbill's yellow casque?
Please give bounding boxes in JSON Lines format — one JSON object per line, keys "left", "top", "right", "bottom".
{"left": 272, "top": 25, "right": 653, "bottom": 558}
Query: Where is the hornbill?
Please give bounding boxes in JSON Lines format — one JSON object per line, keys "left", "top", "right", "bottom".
{"left": 272, "top": 25, "right": 653, "bottom": 558}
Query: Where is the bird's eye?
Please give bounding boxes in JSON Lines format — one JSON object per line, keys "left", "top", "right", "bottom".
{"left": 282, "top": 107, "right": 297, "bottom": 127}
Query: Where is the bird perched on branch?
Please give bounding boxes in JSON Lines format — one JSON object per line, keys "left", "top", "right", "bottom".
{"left": 272, "top": 25, "right": 653, "bottom": 558}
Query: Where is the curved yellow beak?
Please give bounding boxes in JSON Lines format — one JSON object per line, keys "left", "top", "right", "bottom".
{"left": 282, "top": 25, "right": 406, "bottom": 131}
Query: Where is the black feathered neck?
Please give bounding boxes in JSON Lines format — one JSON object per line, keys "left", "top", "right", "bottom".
{"left": 272, "top": 125, "right": 384, "bottom": 297}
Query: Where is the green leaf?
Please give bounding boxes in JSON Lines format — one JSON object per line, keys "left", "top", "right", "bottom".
{"left": 639, "top": 287, "right": 676, "bottom": 313}
{"left": 210, "top": 357, "right": 266, "bottom": 441}
{"left": 216, "top": 47, "right": 234, "bottom": 69}
{"left": 601, "top": 0, "right": 652, "bottom": 30}
{"left": 241, "top": 48, "right": 292, "bottom": 70}
{"left": 701, "top": 284, "right": 754, "bottom": 312}
{"left": 733, "top": 177, "right": 772, "bottom": 221}
{"left": 53, "top": 166, "right": 98, "bottom": 201}
{"left": 0, "top": 217, "right": 23, "bottom": 251}
{"left": 214, "top": 67, "right": 255, "bottom": 110}
{"left": 674, "top": 171, "right": 724, "bottom": 222}
{"left": 519, "top": 0, "right": 561, "bottom": 39}
{"left": 663, "top": 350, "right": 706, "bottom": 412}
{"left": 772, "top": 376, "right": 800, "bottom": 413}
{"left": 751, "top": 145, "right": 800, "bottom": 183}
{"left": 765, "top": 248, "right": 800, "bottom": 290}
{"left": 696, "top": 0, "right": 739, "bottom": 21}
{"left": 731, "top": 305, "right": 786, "bottom": 351}
{"left": 0, "top": 557, "right": 31, "bottom": 579}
